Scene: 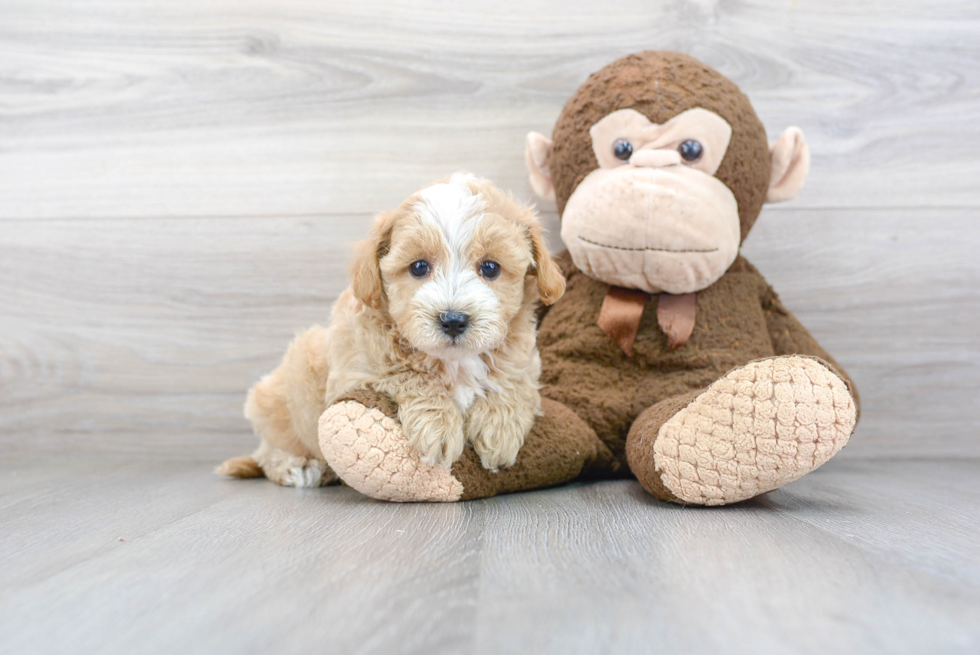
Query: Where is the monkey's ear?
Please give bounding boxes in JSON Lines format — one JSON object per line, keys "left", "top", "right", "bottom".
{"left": 350, "top": 211, "right": 396, "bottom": 309}
{"left": 525, "top": 131, "right": 556, "bottom": 203}
{"left": 526, "top": 221, "right": 566, "bottom": 305}
{"left": 766, "top": 127, "right": 810, "bottom": 203}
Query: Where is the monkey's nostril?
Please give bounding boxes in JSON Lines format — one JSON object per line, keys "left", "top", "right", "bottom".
{"left": 439, "top": 311, "right": 470, "bottom": 338}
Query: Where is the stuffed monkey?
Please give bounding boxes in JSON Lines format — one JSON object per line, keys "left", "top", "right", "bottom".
{"left": 316, "top": 51, "right": 859, "bottom": 505}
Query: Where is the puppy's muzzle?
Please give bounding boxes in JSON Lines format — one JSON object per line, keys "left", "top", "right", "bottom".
{"left": 439, "top": 311, "right": 470, "bottom": 338}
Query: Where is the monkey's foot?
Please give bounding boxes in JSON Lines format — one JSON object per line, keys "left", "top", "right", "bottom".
{"left": 628, "top": 356, "right": 856, "bottom": 506}
{"left": 318, "top": 394, "right": 464, "bottom": 502}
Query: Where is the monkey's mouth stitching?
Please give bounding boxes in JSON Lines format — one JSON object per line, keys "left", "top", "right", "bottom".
{"left": 578, "top": 236, "right": 718, "bottom": 254}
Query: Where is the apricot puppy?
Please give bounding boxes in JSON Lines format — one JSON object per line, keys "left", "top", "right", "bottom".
{"left": 218, "top": 173, "right": 565, "bottom": 487}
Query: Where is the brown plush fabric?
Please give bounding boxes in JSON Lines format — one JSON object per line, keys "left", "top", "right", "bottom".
{"left": 549, "top": 50, "right": 771, "bottom": 242}
{"left": 452, "top": 398, "right": 616, "bottom": 501}
{"left": 330, "top": 252, "right": 860, "bottom": 504}
{"left": 321, "top": 51, "right": 859, "bottom": 506}
{"left": 538, "top": 254, "right": 838, "bottom": 464}
{"left": 336, "top": 389, "right": 399, "bottom": 420}
{"left": 760, "top": 281, "right": 862, "bottom": 420}
{"left": 331, "top": 390, "right": 617, "bottom": 501}
{"left": 625, "top": 390, "right": 702, "bottom": 503}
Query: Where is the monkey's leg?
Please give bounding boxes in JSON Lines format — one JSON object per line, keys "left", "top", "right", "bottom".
{"left": 626, "top": 355, "right": 857, "bottom": 506}
{"left": 318, "top": 391, "right": 614, "bottom": 502}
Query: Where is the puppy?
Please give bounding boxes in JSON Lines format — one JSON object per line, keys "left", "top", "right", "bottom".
{"left": 217, "top": 173, "right": 566, "bottom": 487}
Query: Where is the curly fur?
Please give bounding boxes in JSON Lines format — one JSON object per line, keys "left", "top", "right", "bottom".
{"left": 218, "top": 173, "right": 565, "bottom": 483}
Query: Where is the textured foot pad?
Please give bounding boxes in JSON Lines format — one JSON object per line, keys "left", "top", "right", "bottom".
{"left": 318, "top": 401, "right": 464, "bottom": 502}
{"left": 654, "top": 356, "right": 856, "bottom": 505}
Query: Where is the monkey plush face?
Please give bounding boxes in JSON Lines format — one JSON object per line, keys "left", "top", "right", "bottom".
{"left": 561, "top": 107, "right": 739, "bottom": 294}
{"left": 526, "top": 51, "right": 811, "bottom": 295}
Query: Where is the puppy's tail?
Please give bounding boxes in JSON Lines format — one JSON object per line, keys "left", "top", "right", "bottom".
{"left": 216, "top": 454, "right": 264, "bottom": 479}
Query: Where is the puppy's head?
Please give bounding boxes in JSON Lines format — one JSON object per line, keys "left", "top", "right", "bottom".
{"left": 351, "top": 172, "right": 565, "bottom": 360}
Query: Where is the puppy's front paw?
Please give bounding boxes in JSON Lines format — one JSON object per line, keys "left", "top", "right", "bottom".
{"left": 466, "top": 405, "right": 533, "bottom": 472}
{"left": 399, "top": 405, "right": 465, "bottom": 469}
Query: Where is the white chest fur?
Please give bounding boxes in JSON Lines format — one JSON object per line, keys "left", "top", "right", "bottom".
{"left": 443, "top": 355, "right": 498, "bottom": 412}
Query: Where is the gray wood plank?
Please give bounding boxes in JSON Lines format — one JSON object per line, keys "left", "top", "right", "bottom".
{"left": 2, "top": 208, "right": 977, "bottom": 458}
{"left": 1, "top": 1, "right": 978, "bottom": 456}
{"left": 756, "top": 459, "right": 980, "bottom": 588}
{"left": 1, "top": 3, "right": 978, "bottom": 653}
{"left": 742, "top": 208, "right": 980, "bottom": 459}
{"left": 0, "top": 0, "right": 979, "bottom": 220}
{"left": 475, "top": 464, "right": 980, "bottom": 655}
{"left": 0, "top": 458, "right": 977, "bottom": 654}
{"left": 0, "top": 459, "right": 485, "bottom": 655}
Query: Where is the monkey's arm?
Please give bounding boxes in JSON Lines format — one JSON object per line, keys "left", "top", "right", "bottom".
{"left": 759, "top": 280, "right": 861, "bottom": 418}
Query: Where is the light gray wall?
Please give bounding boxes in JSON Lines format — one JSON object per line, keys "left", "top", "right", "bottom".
{"left": 1, "top": 0, "right": 977, "bottom": 459}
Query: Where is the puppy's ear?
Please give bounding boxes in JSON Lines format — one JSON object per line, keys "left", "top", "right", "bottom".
{"left": 351, "top": 211, "right": 396, "bottom": 309}
{"left": 526, "top": 221, "right": 565, "bottom": 306}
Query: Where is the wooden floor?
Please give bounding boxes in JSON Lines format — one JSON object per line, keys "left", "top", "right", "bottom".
{"left": 1, "top": 458, "right": 978, "bottom": 654}
{"left": 2, "top": 0, "right": 980, "bottom": 653}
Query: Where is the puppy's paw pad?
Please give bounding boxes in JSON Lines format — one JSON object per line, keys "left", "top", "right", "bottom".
{"left": 654, "top": 356, "right": 856, "bottom": 505}
{"left": 319, "top": 401, "right": 464, "bottom": 502}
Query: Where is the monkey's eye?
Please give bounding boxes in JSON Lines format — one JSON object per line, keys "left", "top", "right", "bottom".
{"left": 479, "top": 261, "right": 501, "bottom": 280}
{"left": 409, "top": 260, "right": 430, "bottom": 278}
{"left": 613, "top": 139, "right": 633, "bottom": 161}
{"left": 678, "top": 139, "right": 703, "bottom": 162}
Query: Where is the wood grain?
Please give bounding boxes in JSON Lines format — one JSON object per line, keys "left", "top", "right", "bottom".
{"left": 1, "top": 0, "right": 979, "bottom": 218}
{"left": 1, "top": 458, "right": 978, "bottom": 654}
{"left": 1, "top": 0, "right": 978, "bottom": 458}
{"left": 1, "top": 208, "right": 977, "bottom": 458}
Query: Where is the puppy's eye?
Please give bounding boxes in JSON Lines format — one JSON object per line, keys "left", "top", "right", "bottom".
{"left": 409, "top": 260, "right": 430, "bottom": 278}
{"left": 678, "top": 139, "right": 703, "bottom": 162}
{"left": 479, "top": 261, "right": 501, "bottom": 280}
{"left": 613, "top": 139, "right": 633, "bottom": 161}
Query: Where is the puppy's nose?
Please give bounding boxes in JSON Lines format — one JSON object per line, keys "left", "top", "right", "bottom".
{"left": 439, "top": 311, "right": 470, "bottom": 337}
